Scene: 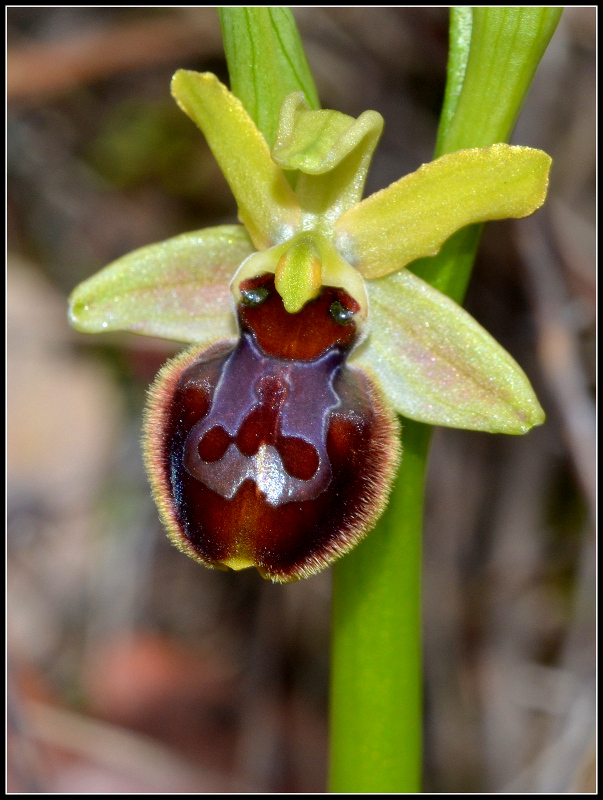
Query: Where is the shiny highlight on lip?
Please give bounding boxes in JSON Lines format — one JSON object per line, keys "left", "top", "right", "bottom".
{"left": 143, "top": 274, "right": 400, "bottom": 582}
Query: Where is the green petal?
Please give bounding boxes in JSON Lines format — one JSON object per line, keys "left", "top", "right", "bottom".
{"left": 335, "top": 144, "right": 551, "bottom": 279}
{"left": 69, "top": 225, "right": 253, "bottom": 343}
{"left": 353, "top": 269, "right": 544, "bottom": 433}
{"left": 272, "top": 92, "right": 383, "bottom": 221}
{"left": 171, "top": 70, "right": 300, "bottom": 250}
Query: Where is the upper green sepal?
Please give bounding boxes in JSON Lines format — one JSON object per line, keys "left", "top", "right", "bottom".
{"left": 353, "top": 268, "right": 545, "bottom": 434}
{"left": 272, "top": 92, "right": 383, "bottom": 177}
{"left": 68, "top": 225, "right": 252, "bottom": 343}
{"left": 272, "top": 92, "right": 384, "bottom": 223}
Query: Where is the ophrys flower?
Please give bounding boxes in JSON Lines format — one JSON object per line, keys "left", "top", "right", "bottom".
{"left": 69, "top": 71, "right": 550, "bottom": 582}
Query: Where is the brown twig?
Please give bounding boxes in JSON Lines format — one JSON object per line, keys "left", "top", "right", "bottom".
{"left": 516, "top": 216, "right": 596, "bottom": 520}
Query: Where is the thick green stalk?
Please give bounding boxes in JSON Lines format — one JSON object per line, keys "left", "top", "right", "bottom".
{"left": 330, "top": 7, "right": 561, "bottom": 793}
{"left": 330, "top": 420, "right": 429, "bottom": 792}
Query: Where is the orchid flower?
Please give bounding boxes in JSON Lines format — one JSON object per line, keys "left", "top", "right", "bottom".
{"left": 69, "top": 71, "right": 550, "bottom": 582}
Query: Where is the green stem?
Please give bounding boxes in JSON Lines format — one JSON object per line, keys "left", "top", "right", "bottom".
{"left": 331, "top": 420, "right": 429, "bottom": 792}
{"left": 330, "top": 7, "right": 561, "bottom": 793}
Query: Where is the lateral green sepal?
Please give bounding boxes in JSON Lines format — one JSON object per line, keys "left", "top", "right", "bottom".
{"left": 68, "top": 225, "right": 253, "bottom": 343}
{"left": 353, "top": 268, "right": 545, "bottom": 433}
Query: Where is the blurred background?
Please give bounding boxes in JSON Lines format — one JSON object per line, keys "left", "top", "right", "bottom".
{"left": 7, "top": 7, "right": 595, "bottom": 793}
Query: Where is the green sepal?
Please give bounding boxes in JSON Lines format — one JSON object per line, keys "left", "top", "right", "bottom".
{"left": 335, "top": 143, "right": 551, "bottom": 279}
{"left": 171, "top": 70, "right": 300, "bottom": 250}
{"left": 353, "top": 268, "right": 545, "bottom": 433}
{"left": 68, "top": 225, "right": 253, "bottom": 343}
{"left": 273, "top": 92, "right": 384, "bottom": 222}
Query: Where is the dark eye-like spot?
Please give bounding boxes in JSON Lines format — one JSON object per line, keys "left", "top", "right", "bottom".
{"left": 278, "top": 437, "right": 320, "bottom": 481}
{"left": 198, "top": 426, "right": 230, "bottom": 462}
{"left": 241, "top": 285, "right": 270, "bottom": 307}
{"left": 329, "top": 299, "right": 355, "bottom": 325}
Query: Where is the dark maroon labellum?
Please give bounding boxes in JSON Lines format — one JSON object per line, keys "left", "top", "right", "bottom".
{"left": 145, "top": 274, "right": 400, "bottom": 582}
